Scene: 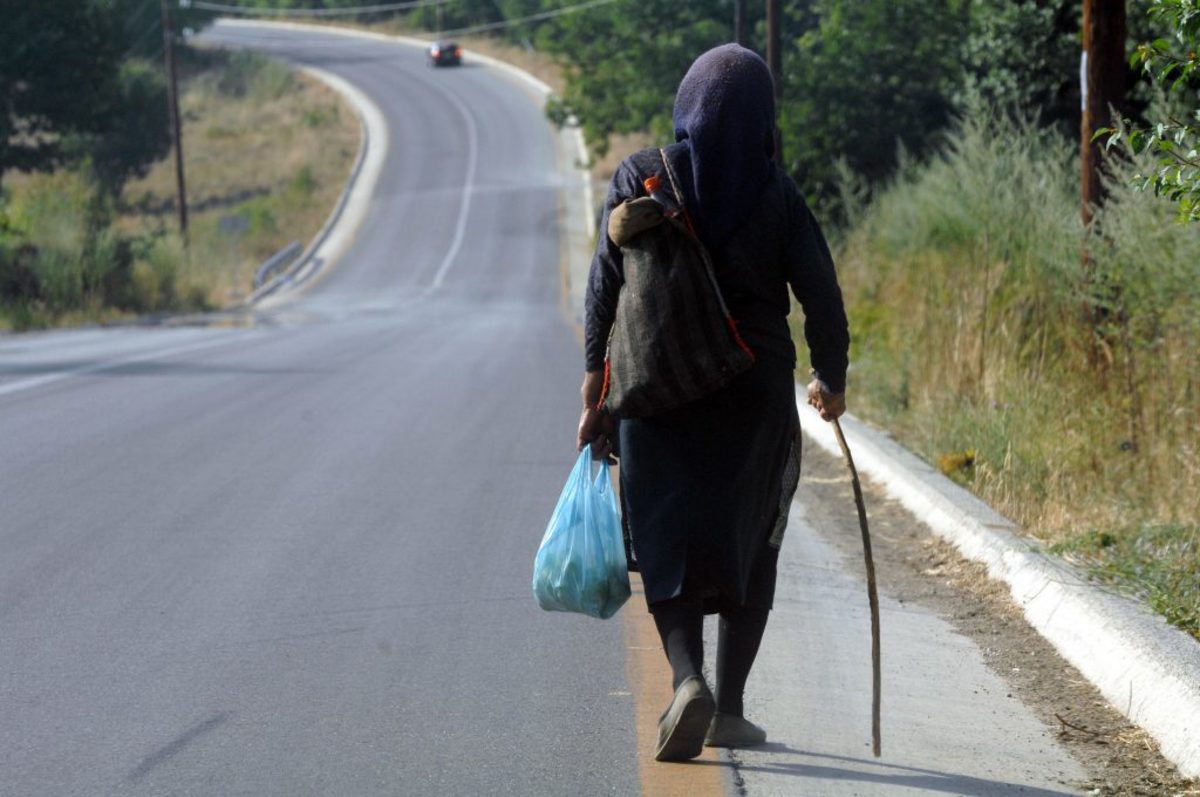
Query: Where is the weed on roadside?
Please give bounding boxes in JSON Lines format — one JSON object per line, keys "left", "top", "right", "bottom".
{"left": 1053, "top": 523, "right": 1200, "bottom": 640}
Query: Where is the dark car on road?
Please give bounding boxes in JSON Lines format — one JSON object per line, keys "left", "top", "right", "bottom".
{"left": 427, "top": 41, "right": 462, "bottom": 67}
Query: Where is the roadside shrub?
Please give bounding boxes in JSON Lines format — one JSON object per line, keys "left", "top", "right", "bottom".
{"left": 0, "top": 242, "right": 42, "bottom": 304}
{"left": 288, "top": 166, "right": 316, "bottom": 199}
{"left": 1086, "top": 147, "right": 1200, "bottom": 518}
{"left": 0, "top": 170, "right": 182, "bottom": 322}
{"left": 129, "top": 260, "right": 163, "bottom": 311}
{"left": 8, "top": 171, "right": 93, "bottom": 312}
{"left": 834, "top": 107, "right": 1080, "bottom": 415}
{"left": 216, "top": 51, "right": 294, "bottom": 102}
{"left": 820, "top": 103, "right": 1199, "bottom": 535}
{"left": 128, "top": 234, "right": 189, "bottom": 313}
{"left": 303, "top": 107, "right": 332, "bottom": 128}
{"left": 5, "top": 42, "right": 351, "bottom": 328}
{"left": 242, "top": 198, "right": 278, "bottom": 235}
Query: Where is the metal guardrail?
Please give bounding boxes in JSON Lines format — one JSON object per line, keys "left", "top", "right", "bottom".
{"left": 253, "top": 241, "right": 303, "bottom": 288}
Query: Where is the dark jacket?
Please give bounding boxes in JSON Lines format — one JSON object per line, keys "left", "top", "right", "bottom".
{"left": 584, "top": 144, "right": 850, "bottom": 394}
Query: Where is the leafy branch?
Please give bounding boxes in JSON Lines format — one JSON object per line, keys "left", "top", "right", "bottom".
{"left": 1107, "top": 0, "right": 1200, "bottom": 221}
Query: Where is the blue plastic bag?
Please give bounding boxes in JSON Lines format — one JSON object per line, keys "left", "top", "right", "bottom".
{"left": 532, "top": 446, "right": 631, "bottom": 619}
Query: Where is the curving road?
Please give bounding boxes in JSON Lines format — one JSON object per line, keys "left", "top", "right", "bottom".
{"left": 0, "top": 22, "right": 633, "bottom": 796}
{"left": 1, "top": 21, "right": 1107, "bottom": 797}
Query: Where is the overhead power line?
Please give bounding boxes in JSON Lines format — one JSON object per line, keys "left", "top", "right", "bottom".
{"left": 188, "top": 0, "right": 624, "bottom": 31}
{"left": 435, "top": 0, "right": 623, "bottom": 37}
{"left": 189, "top": 0, "right": 449, "bottom": 17}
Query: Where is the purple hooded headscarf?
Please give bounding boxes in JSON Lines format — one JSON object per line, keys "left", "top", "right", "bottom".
{"left": 668, "top": 44, "right": 778, "bottom": 249}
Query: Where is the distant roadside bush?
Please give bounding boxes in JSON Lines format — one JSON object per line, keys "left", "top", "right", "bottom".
{"left": 0, "top": 171, "right": 205, "bottom": 329}
{"left": 215, "top": 51, "right": 295, "bottom": 102}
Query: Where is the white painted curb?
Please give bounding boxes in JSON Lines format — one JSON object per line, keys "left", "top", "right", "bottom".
{"left": 796, "top": 392, "right": 1200, "bottom": 778}
{"left": 254, "top": 66, "right": 388, "bottom": 306}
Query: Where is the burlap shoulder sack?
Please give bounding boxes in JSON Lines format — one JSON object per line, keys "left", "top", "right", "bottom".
{"left": 601, "top": 148, "right": 755, "bottom": 418}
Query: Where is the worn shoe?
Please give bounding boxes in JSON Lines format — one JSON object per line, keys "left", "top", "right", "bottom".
{"left": 654, "top": 676, "right": 716, "bottom": 762}
{"left": 704, "top": 713, "right": 767, "bottom": 748}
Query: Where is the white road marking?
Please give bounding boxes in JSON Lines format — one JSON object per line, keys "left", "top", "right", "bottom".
{"left": 209, "top": 20, "right": 579, "bottom": 303}
{"left": 244, "top": 59, "right": 390, "bottom": 308}
{"left": 422, "top": 80, "right": 480, "bottom": 295}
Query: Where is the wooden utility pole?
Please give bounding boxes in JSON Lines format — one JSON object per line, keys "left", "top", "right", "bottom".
{"left": 1080, "top": 0, "right": 1126, "bottom": 227}
{"left": 734, "top": 0, "right": 747, "bottom": 47}
{"left": 766, "top": 0, "right": 782, "bottom": 160}
{"left": 161, "top": 0, "right": 188, "bottom": 241}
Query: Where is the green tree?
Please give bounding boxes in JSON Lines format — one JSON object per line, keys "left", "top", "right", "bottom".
{"left": 957, "top": 0, "right": 1081, "bottom": 134}
{"left": 1, "top": 1, "right": 208, "bottom": 194}
{"left": 70, "top": 59, "right": 172, "bottom": 199}
{"left": 0, "top": 1, "right": 125, "bottom": 179}
{"left": 1112, "top": 0, "right": 1200, "bottom": 220}
{"left": 120, "top": 0, "right": 214, "bottom": 59}
{"left": 780, "top": 0, "right": 970, "bottom": 201}
{"left": 535, "top": 0, "right": 734, "bottom": 158}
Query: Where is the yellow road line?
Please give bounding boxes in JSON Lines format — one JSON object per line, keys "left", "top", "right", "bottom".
{"left": 624, "top": 575, "right": 730, "bottom": 796}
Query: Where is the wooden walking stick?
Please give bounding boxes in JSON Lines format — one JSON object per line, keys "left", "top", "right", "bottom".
{"left": 831, "top": 417, "right": 882, "bottom": 758}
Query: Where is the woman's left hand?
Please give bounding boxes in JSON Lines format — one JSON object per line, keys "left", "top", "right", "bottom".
{"left": 807, "top": 379, "right": 846, "bottom": 422}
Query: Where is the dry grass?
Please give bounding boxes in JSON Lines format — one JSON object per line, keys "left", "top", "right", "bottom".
{"left": 807, "top": 108, "right": 1200, "bottom": 638}
{"left": 120, "top": 47, "right": 359, "bottom": 304}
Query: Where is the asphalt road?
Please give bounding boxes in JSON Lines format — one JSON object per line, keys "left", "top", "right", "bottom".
{"left": 2, "top": 22, "right": 1098, "bottom": 797}
{"left": 1, "top": 23, "right": 632, "bottom": 796}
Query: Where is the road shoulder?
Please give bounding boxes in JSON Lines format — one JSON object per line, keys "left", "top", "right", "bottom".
{"left": 796, "top": 402, "right": 1200, "bottom": 790}
{"left": 720, "top": 444, "right": 1090, "bottom": 796}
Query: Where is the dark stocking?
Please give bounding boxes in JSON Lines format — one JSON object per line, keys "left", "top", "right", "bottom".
{"left": 715, "top": 606, "right": 770, "bottom": 716}
{"left": 650, "top": 597, "right": 705, "bottom": 691}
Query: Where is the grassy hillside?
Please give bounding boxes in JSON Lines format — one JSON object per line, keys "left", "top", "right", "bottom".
{"left": 120, "top": 48, "right": 360, "bottom": 308}
{"left": 0, "top": 48, "right": 358, "bottom": 329}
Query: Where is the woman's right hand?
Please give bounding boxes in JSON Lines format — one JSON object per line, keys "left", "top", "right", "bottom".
{"left": 577, "top": 406, "right": 615, "bottom": 459}
{"left": 578, "top": 370, "right": 615, "bottom": 458}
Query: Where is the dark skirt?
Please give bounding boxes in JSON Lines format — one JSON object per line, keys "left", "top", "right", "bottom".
{"left": 618, "top": 358, "right": 798, "bottom": 613}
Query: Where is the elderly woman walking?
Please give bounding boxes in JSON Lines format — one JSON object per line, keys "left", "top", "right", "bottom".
{"left": 576, "top": 44, "right": 850, "bottom": 762}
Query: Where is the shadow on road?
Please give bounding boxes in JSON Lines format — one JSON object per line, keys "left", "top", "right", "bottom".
{"left": 689, "top": 746, "right": 1082, "bottom": 797}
